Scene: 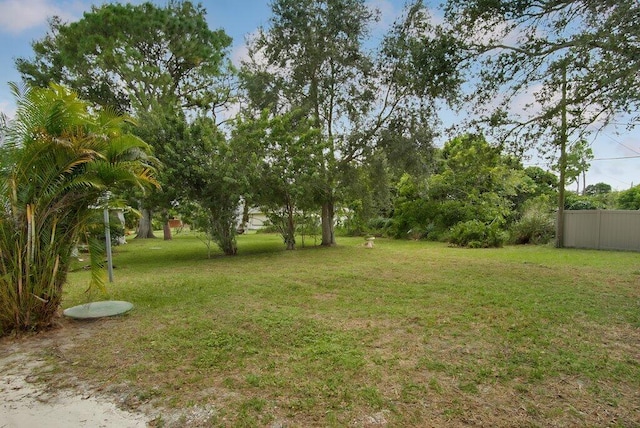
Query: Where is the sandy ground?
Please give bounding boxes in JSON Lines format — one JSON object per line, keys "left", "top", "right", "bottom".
{"left": 0, "top": 322, "right": 151, "bottom": 428}
{"left": 0, "top": 373, "right": 148, "bottom": 428}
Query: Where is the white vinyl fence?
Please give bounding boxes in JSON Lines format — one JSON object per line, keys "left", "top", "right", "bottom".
{"left": 563, "top": 210, "right": 640, "bottom": 251}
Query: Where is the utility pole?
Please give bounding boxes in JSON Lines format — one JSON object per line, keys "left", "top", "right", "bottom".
{"left": 103, "top": 192, "right": 114, "bottom": 282}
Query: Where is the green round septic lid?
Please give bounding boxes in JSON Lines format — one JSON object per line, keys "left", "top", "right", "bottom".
{"left": 63, "top": 300, "right": 133, "bottom": 319}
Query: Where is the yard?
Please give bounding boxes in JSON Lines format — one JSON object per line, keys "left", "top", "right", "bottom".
{"left": 2, "top": 233, "right": 639, "bottom": 427}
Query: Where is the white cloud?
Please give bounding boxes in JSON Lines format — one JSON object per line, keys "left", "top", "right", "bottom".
{"left": 231, "top": 42, "right": 250, "bottom": 68}
{"left": 366, "top": 0, "right": 398, "bottom": 30}
{"left": 0, "top": 0, "right": 83, "bottom": 35}
{"left": 231, "top": 29, "right": 274, "bottom": 71}
{"left": 0, "top": 99, "right": 16, "bottom": 120}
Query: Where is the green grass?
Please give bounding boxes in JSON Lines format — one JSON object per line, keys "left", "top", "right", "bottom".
{"left": 55, "top": 232, "right": 640, "bottom": 426}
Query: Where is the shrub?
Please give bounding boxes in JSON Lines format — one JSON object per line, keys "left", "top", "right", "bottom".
{"left": 86, "top": 211, "right": 126, "bottom": 247}
{"left": 0, "top": 84, "right": 156, "bottom": 335}
{"left": 366, "top": 216, "right": 393, "bottom": 237}
{"left": 448, "top": 220, "right": 506, "bottom": 248}
{"left": 510, "top": 199, "right": 555, "bottom": 245}
{"left": 564, "top": 192, "right": 608, "bottom": 210}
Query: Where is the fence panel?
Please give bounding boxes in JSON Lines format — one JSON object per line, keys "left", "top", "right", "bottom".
{"left": 563, "top": 210, "right": 640, "bottom": 251}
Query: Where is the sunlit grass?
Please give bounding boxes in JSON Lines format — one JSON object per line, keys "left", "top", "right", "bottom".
{"left": 57, "top": 232, "right": 640, "bottom": 426}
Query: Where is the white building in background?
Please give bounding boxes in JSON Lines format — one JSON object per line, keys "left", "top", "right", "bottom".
{"left": 243, "top": 208, "right": 269, "bottom": 231}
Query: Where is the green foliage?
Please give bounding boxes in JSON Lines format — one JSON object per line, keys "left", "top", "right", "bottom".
{"left": 178, "top": 118, "right": 246, "bottom": 256}
{"left": 0, "top": 84, "right": 156, "bottom": 335}
{"left": 616, "top": 185, "right": 640, "bottom": 210}
{"left": 510, "top": 197, "right": 556, "bottom": 245}
{"left": 585, "top": 182, "right": 612, "bottom": 196}
{"left": 337, "top": 153, "right": 399, "bottom": 238}
{"left": 295, "top": 211, "right": 321, "bottom": 247}
{"left": 388, "top": 173, "right": 432, "bottom": 239}
{"left": 448, "top": 220, "right": 506, "bottom": 248}
{"left": 391, "top": 135, "right": 529, "bottom": 240}
{"left": 233, "top": 110, "right": 323, "bottom": 250}
{"left": 564, "top": 192, "right": 603, "bottom": 210}
{"left": 552, "top": 139, "right": 593, "bottom": 194}
{"left": 17, "top": 1, "right": 232, "bottom": 113}
{"left": 365, "top": 217, "right": 394, "bottom": 237}
{"left": 524, "top": 166, "right": 558, "bottom": 197}
{"left": 85, "top": 211, "right": 126, "bottom": 247}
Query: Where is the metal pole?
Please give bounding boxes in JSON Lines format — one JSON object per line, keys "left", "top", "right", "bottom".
{"left": 104, "top": 207, "right": 114, "bottom": 282}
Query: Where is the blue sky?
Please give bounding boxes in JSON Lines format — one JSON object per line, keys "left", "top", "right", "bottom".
{"left": 0, "top": 0, "right": 638, "bottom": 190}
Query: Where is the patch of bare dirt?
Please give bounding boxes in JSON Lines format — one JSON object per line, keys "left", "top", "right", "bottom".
{"left": 0, "top": 318, "right": 214, "bottom": 428}
{"left": 0, "top": 319, "right": 150, "bottom": 427}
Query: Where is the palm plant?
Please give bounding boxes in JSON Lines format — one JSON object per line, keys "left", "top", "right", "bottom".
{"left": 0, "top": 83, "right": 157, "bottom": 335}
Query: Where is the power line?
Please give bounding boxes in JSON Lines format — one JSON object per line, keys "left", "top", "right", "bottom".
{"left": 599, "top": 132, "right": 640, "bottom": 155}
{"left": 593, "top": 155, "right": 640, "bottom": 161}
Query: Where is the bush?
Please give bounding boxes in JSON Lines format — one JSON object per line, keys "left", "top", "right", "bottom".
{"left": 366, "top": 216, "right": 393, "bottom": 237}
{"left": 448, "top": 220, "right": 506, "bottom": 248}
{"left": 510, "top": 200, "right": 555, "bottom": 245}
{"left": 87, "top": 211, "right": 126, "bottom": 246}
{"left": 564, "top": 193, "right": 603, "bottom": 210}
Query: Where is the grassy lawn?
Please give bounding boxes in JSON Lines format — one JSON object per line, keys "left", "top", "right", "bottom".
{"left": 50, "top": 233, "right": 640, "bottom": 426}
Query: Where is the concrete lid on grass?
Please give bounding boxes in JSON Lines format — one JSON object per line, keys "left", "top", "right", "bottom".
{"left": 63, "top": 301, "right": 133, "bottom": 319}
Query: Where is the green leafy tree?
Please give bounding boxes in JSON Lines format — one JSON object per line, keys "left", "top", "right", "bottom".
{"left": 392, "top": 134, "right": 527, "bottom": 240}
{"left": 16, "top": 1, "right": 234, "bottom": 239}
{"left": 130, "top": 104, "right": 189, "bottom": 240}
{"left": 524, "top": 166, "right": 558, "bottom": 198}
{"left": 555, "top": 139, "right": 593, "bottom": 194}
{"left": 175, "top": 118, "right": 249, "bottom": 256}
{"left": 510, "top": 195, "right": 556, "bottom": 245}
{"left": 17, "top": 1, "right": 232, "bottom": 114}
{"left": 339, "top": 152, "right": 396, "bottom": 236}
{"left": 564, "top": 192, "right": 601, "bottom": 210}
{"left": 585, "top": 182, "right": 612, "bottom": 196}
{"left": 562, "top": 183, "right": 615, "bottom": 210}
{"left": 444, "top": 0, "right": 639, "bottom": 246}
{"left": 0, "top": 84, "right": 157, "bottom": 335}
{"left": 234, "top": 110, "right": 322, "bottom": 250}
{"left": 431, "top": 134, "right": 525, "bottom": 227}
{"left": 242, "top": 0, "right": 459, "bottom": 246}
{"left": 389, "top": 173, "right": 432, "bottom": 239}
{"left": 617, "top": 185, "right": 640, "bottom": 210}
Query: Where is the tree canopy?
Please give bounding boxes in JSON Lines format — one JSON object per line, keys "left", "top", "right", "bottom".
{"left": 445, "top": 0, "right": 640, "bottom": 137}
{"left": 242, "top": 0, "right": 460, "bottom": 245}
{"left": 16, "top": 1, "right": 233, "bottom": 115}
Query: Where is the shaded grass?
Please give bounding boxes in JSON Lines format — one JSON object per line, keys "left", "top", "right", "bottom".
{"left": 50, "top": 233, "right": 640, "bottom": 426}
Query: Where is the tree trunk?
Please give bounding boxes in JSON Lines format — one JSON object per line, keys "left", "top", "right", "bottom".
{"left": 135, "top": 208, "right": 156, "bottom": 239}
{"left": 555, "top": 64, "right": 568, "bottom": 249}
{"left": 321, "top": 201, "right": 335, "bottom": 246}
{"left": 285, "top": 205, "right": 296, "bottom": 250}
{"left": 240, "top": 200, "right": 250, "bottom": 233}
{"left": 163, "top": 221, "right": 172, "bottom": 240}
{"left": 162, "top": 208, "right": 172, "bottom": 240}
